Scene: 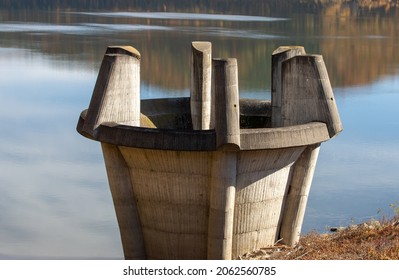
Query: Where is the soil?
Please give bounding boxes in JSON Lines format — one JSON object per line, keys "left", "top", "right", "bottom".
{"left": 240, "top": 217, "right": 399, "bottom": 260}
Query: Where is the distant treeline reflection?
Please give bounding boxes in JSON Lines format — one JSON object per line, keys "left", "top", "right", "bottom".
{"left": 1, "top": 1, "right": 398, "bottom": 91}
{"left": 1, "top": 0, "right": 399, "bottom": 14}
{"left": 1, "top": 0, "right": 304, "bottom": 13}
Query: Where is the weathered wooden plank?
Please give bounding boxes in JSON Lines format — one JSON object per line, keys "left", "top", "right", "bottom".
{"left": 279, "top": 144, "right": 321, "bottom": 246}
{"left": 191, "top": 41, "right": 213, "bottom": 130}
{"left": 213, "top": 58, "right": 241, "bottom": 150}
{"left": 208, "top": 151, "right": 237, "bottom": 260}
{"left": 281, "top": 54, "right": 343, "bottom": 138}
{"left": 82, "top": 46, "right": 141, "bottom": 136}
{"left": 271, "top": 46, "right": 306, "bottom": 128}
{"left": 101, "top": 143, "right": 146, "bottom": 260}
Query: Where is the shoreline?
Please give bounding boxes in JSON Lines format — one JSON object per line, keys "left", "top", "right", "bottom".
{"left": 241, "top": 216, "right": 399, "bottom": 260}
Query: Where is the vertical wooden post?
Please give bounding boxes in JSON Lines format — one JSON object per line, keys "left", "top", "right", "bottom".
{"left": 271, "top": 46, "right": 306, "bottom": 128}
{"left": 101, "top": 143, "right": 146, "bottom": 259}
{"left": 207, "top": 151, "right": 237, "bottom": 260}
{"left": 279, "top": 144, "right": 320, "bottom": 246}
{"left": 213, "top": 58, "right": 241, "bottom": 149}
{"left": 190, "top": 41, "right": 213, "bottom": 130}
{"left": 82, "top": 46, "right": 141, "bottom": 135}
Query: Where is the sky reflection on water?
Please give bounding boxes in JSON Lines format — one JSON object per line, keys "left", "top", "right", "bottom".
{"left": 304, "top": 76, "right": 399, "bottom": 232}
{"left": 1, "top": 47, "right": 398, "bottom": 259}
{"left": 0, "top": 22, "right": 284, "bottom": 40}
{"left": 0, "top": 51, "right": 123, "bottom": 259}
{"left": 76, "top": 12, "right": 288, "bottom": 22}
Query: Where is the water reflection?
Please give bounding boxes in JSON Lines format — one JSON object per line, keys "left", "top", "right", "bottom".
{"left": 305, "top": 77, "right": 399, "bottom": 232}
{"left": 1, "top": 8, "right": 399, "bottom": 90}
{"left": 77, "top": 11, "right": 288, "bottom": 22}
{"left": 0, "top": 7, "right": 399, "bottom": 259}
{"left": 0, "top": 22, "right": 173, "bottom": 34}
{"left": 0, "top": 50, "right": 123, "bottom": 258}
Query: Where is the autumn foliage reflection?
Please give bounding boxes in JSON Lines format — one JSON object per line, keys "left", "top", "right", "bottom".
{"left": 1, "top": 2, "right": 398, "bottom": 91}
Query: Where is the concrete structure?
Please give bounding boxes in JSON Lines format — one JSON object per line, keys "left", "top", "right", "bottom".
{"left": 77, "top": 43, "right": 342, "bottom": 259}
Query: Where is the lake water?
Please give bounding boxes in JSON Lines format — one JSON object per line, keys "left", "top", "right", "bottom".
{"left": 1, "top": 6, "right": 399, "bottom": 259}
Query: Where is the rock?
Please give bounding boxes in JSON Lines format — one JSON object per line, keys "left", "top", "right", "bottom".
{"left": 369, "top": 220, "right": 381, "bottom": 229}
{"left": 348, "top": 224, "right": 358, "bottom": 230}
{"left": 330, "top": 226, "right": 346, "bottom": 232}
{"left": 360, "top": 223, "right": 369, "bottom": 229}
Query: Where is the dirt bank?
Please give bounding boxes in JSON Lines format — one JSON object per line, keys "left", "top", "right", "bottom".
{"left": 241, "top": 217, "right": 399, "bottom": 260}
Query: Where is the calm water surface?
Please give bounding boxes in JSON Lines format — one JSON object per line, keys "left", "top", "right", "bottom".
{"left": 0, "top": 8, "right": 399, "bottom": 259}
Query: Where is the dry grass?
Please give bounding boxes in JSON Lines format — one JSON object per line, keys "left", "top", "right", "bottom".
{"left": 241, "top": 217, "right": 399, "bottom": 260}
